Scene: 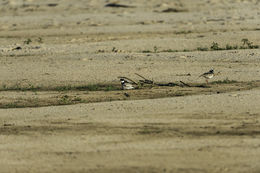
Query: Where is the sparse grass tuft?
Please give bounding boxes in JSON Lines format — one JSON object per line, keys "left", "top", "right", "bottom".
{"left": 24, "top": 38, "right": 32, "bottom": 44}
{"left": 55, "top": 85, "right": 73, "bottom": 91}
{"left": 141, "top": 38, "right": 258, "bottom": 54}
{"left": 142, "top": 50, "right": 152, "bottom": 53}
{"left": 138, "top": 126, "right": 163, "bottom": 134}
{"left": 241, "top": 38, "right": 259, "bottom": 49}
{"left": 55, "top": 84, "right": 120, "bottom": 91}
{"left": 105, "top": 85, "right": 118, "bottom": 91}
{"left": 74, "top": 84, "right": 119, "bottom": 91}
{"left": 226, "top": 44, "right": 233, "bottom": 50}
{"left": 0, "top": 84, "right": 120, "bottom": 92}
{"left": 58, "top": 95, "right": 71, "bottom": 104}
{"left": 72, "top": 97, "right": 82, "bottom": 102}
{"left": 162, "top": 49, "right": 179, "bottom": 52}
{"left": 2, "top": 103, "right": 20, "bottom": 109}
{"left": 210, "top": 42, "right": 222, "bottom": 50}
{"left": 81, "top": 85, "right": 99, "bottom": 91}
{"left": 197, "top": 39, "right": 258, "bottom": 52}
{"left": 197, "top": 47, "right": 208, "bottom": 51}
{"left": 153, "top": 46, "right": 158, "bottom": 53}
{"left": 37, "top": 37, "right": 43, "bottom": 43}
{"left": 175, "top": 30, "right": 192, "bottom": 34}
{"left": 1, "top": 85, "right": 40, "bottom": 91}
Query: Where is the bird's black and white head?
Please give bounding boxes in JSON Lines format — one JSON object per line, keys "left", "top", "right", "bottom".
{"left": 209, "top": 69, "right": 214, "bottom": 73}
{"left": 120, "top": 78, "right": 125, "bottom": 85}
{"left": 119, "top": 78, "right": 134, "bottom": 90}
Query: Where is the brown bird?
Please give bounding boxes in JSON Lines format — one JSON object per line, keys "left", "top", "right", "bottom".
{"left": 199, "top": 69, "right": 215, "bottom": 84}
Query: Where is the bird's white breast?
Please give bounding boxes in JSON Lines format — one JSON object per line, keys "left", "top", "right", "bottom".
{"left": 205, "top": 74, "right": 214, "bottom": 79}
{"left": 123, "top": 83, "right": 134, "bottom": 90}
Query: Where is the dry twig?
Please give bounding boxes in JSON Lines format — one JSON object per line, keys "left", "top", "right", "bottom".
{"left": 135, "top": 73, "right": 154, "bottom": 84}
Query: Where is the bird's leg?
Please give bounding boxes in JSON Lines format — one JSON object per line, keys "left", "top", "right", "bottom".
{"left": 206, "top": 79, "right": 208, "bottom": 84}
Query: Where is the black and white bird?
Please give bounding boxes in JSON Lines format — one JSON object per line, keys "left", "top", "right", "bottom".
{"left": 199, "top": 69, "right": 215, "bottom": 84}
{"left": 120, "top": 78, "right": 135, "bottom": 90}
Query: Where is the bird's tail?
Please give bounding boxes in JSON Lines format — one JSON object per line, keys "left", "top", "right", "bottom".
{"left": 198, "top": 74, "right": 203, "bottom": 79}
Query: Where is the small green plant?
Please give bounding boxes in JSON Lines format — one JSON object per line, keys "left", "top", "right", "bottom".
{"left": 232, "top": 45, "right": 238, "bottom": 49}
{"left": 2, "top": 84, "right": 7, "bottom": 89}
{"left": 138, "top": 126, "right": 163, "bottom": 134}
{"left": 112, "top": 47, "right": 117, "bottom": 52}
{"left": 37, "top": 37, "right": 43, "bottom": 43}
{"left": 241, "top": 38, "right": 259, "bottom": 49}
{"left": 142, "top": 50, "right": 152, "bottom": 53}
{"left": 59, "top": 95, "right": 71, "bottom": 104}
{"left": 153, "top": 46, "right": 158, "bottom": 53}
{"left": 4, "top": 103, "right": 20, "bottom": 109}
{"left": 0, "top": 83, "right": 120, "bottom": 92}
{"left": 162, "top": 49, "right": 179, "bottom": 52}
{"left": 75, "top": 84, "right": 119, "bottom": 91}
{"left": 242, "top": 38, "right": 249, "bottom": 46}
{"left": 225, "top": 44, "right": 232, "bottom": 50}
{"left": 85, "top": 85, "right": 99, "bottom": 91}
{"left": 174, "top": 91, "right": 185, "bottom": 96}
{"left": 105, "top": 85, "right": 117, "bottom": 91}
{"left": 72, "top": 97, "right": 82, "bottom": 102}
{"left": 175, "top": 30, "right": 192, "bottom": 34}
{"left": 55, "top": 85, "right": 73, "bottom": 91}
{"left": 196, "top": 39, "right": 258, "bottom": 52}
{"left": 210, "top": 42, "right": 222, "bottom": 50}
{"left": 24, "top": 38, "right": 32, "bottom": 44}
{"left": 97, "top": 49, "right": 105, "bottom": 53}
{"left": 111, "top": 47, "right": 122, "bottom": 52}
{"left": 197, "top": 47, "right": 208, "bottom": 51}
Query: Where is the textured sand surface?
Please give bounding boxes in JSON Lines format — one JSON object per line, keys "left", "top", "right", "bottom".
{"left": 0, "top": 0, "right": 260, "bottom": 172}
{"left": 1, "top": 89, "right": 260, "bottom": 173}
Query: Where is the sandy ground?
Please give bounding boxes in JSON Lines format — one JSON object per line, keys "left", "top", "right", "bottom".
{"left": 1, "top": 89, "right": 260, "bottom": 173}
{"left": 0, "top": 0, "right": 260, "bottom": 172}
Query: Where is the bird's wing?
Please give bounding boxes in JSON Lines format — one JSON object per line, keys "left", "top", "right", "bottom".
{"left": 199, "top": 73, "right": 206, "bottom": 77}
{"left": 199, "top": 71, "right": 211, "bottom": 77}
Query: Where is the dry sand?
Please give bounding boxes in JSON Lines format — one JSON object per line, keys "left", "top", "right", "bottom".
{"left": 0, "top": 0, "right": 260, "bottom": 172}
